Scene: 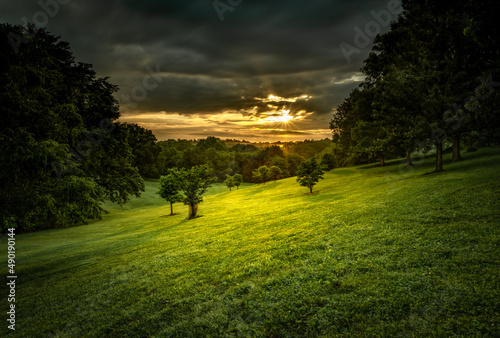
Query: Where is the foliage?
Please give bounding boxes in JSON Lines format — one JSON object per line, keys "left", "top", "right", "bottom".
{"left": 268, "top": 165, "right": 283, "bottom": 182}
{"left": 0, "top": 23, "right": 143, "bottom": 232}
{"left": 232, "top": 173, "right": 243, "bottom": 189}
{"left": 320, "top": 153, "right": 336, "bottom": 170}
{"left": 331, "top": 0, "right": 500, "bottom": 171}
{"left": 224, "top": 175, "right": 235, "bottom": 191}
{"left": 224, "top": 173, "right": 243, "bottom": 191}
{"left": 154, "top": 138, "right": 329, "bottom": 183}
{"left": 157, "top": 171, "right": 183, "bottom": 215}
{"left": 174, "top": 165, "right": 214, "bottom": 219}
{"left": 296, "top": 158, "right": 324, "bottom": 193}
{"left": 122, "top": 123, "right": 161, "bottom": 178}
{"left": 252, "top": 165, "right": 270, "bottom": 184}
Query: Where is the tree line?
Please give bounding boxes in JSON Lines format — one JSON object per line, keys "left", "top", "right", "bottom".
{"left": 134, "top": 135, "right": 334, "bottom": 182}
{"left": 330, "top": 0, "right": 500, "bottom": 172}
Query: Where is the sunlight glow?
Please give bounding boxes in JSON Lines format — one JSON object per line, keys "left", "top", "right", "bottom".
{"left": 256, "top": 94, "right": 311, "bottom": 103}
{"left": 261, "top": 109, "right": 294, "bottom": 123}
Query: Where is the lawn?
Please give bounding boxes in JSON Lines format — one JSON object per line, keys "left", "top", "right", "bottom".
{"left": 1, "top": 148, "right": 499, "bottom": 336}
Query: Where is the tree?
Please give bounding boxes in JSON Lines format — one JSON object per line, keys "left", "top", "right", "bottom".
{"left": 358, "top": 0, "right": 500, "bottom": 172}
{"left": 233, "top": 173, "right": 243, "bottom": 189}
{"left": 286, "top": 153, "right": 305, "bottom": 176}
{"left": 269, "top": 166, "right": 283, "bottom": 182}
{"left": 296, "top": 159, "right": 324, "bottom": 194}
{"left": 252, "top": 165, "right": 270, "bottom": 184}
{"left": 175, "top": 165, "right": 214, "bottom": 219}
{"left": 330, "top": 89, "right": 373, "bottom": 167}
{"left": 157, "top": 172, "right": 182, "bottom": 215}
{"left": 122, "top": 123, "right": 161, "bottom": 178}
{"left": 269, "top": 155, "right": 289, "bottom": 177}
{"left": 224, "top": 175, "right": 235, "bottom": 191}
{"left": 321, "top": 153, "right": 336, "bottom": 170}
{"left": 0, "top": 24, "right": 144, "bottom": 232}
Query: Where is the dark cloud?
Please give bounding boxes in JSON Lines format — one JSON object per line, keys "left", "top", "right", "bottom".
{"left": 0, "top": 0, "right": 400, "bottom": 140}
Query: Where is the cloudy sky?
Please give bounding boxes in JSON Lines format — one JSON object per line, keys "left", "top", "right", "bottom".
{"left": 1, "top": 0, "right": 402, "bottom": 141}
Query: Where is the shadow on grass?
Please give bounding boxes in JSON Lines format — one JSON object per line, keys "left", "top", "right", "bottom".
{"left": 161, "top": 213, "right": 179, "bottom": 217}
{"left": 245, "top": 184, "right": 272, "bottom": 196}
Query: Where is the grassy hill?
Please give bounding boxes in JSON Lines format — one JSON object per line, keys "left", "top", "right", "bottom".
{"left": 1, "top": 148, "right": 499, "bottom": 336}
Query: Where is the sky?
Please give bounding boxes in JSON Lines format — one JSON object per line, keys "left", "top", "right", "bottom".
{"left": 0, "top": 0, "right": 403, "bottom": 142}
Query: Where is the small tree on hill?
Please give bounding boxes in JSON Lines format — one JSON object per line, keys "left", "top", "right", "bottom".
{"left": 269, "top": 166, "right": 283, "bottom": 182}
{"left": 296, "top": 158, "right": 324, "bottom": 193}
{"left": 253, "top": 165, "right": 270, "bottom": 184}
{"left": 233, "top": 173, "right": 243, "bottom": 189}
{"left": 157, "top": 171, "right": 182, "bottom": 215}
{"left": 175, "top": 165, "right": 214, "bottom": 219}
{"left": 224, "top": 175, "right": 235, "bottom": 191}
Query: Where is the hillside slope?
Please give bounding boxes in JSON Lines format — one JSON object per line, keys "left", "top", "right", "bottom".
{"left": 1, "top": 148, "right": 499, "bottom": 336}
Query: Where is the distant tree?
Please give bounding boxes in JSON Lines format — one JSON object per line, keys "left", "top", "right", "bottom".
{"left": 156, "top": 141, "right": 181, "bottom": 174}
{"left": 224, "top": 175, "right": 235, "bottom": 191}
{"left": 233, "top": 174, "right": 243, "bottom": 189}
{"left": 253, "top": 165, "right": 270, "bottom": 184}
{"left": 286, "top": 154, "right": 305, "bottom": 176}
{"left": 321, "top": 153, "right": 336, "bottom": 170}
{"left": 196, "top": 136, "right": 228, "bottom": 151}
{"left": 269, "top": 166, "right": 283, "bottom": 182}
{"left": 296, "top": 159, "right": 324, "bottom": 193}
{"left": 181, "top": 147, "right": 204, "bottom": 169}
{"left": 330, "top": 88, "right": 377, "bottom": 166}
{"left": 157, "top": 171, "right": 182, "bottom": 215}
{"left": 122, "top": 123, "right": 161, "bottom": 178}
{"left": 175, "top": 165, "right": 214, "bottom": 219}
{"left": 270, "top": 155, "right": 289, "bottom": 177}
{"left": 261, "top": 145, "right": 284, "bottom": 162}
{"left": 231, "top": 143, "right": 258, "bottom": 153}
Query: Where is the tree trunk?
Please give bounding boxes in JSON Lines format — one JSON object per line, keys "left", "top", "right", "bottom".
{"left": 380, "top": 155, "right": 385, "bottom": 167}
{"left": 309, "top": 186, "right": 313, "bottom": 194}
{"left": 406, "top": 151, "right": 412, "bottom": 166}
{"left": 435, "top": 142, "right": 443, "bottom": 172}
{"left": 170, "top": 202, "right": 173, "bottom": 215}
{"left": 188, "top": 203, "right": 198, "bottom": 219}
{"left": 452, "top": 134, "right": 462, "bottom": 162}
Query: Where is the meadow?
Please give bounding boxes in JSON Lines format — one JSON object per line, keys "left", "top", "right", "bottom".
{"left": 1, "top": 148, "right": 499, "bottom": 336}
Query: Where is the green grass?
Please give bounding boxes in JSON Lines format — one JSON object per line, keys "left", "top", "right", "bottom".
{"left": 1, "top": 148, "right": 499, "bottom": 336}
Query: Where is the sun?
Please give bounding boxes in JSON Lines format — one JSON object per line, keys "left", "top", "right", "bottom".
{"left": 274, "top": 109, "right": 293, "bottom": 123}
{"left": 263, "top": 109, "right": 293, "bottom": 123}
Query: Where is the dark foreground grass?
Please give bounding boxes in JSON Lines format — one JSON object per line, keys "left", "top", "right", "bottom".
{"left": 1, "top": 148, "right": 499, "bottom": 337}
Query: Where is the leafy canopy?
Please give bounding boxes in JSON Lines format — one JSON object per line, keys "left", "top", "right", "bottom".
{"left": 174, "top": 165, "right": 214, "bottom": 219}
{"left": 296, "top": 159, "right": 324, "bottom": 193}
{"left": 158, "top": 171, "right": 183, "bottom": 214}
{"left": 0, "top": 23, "right": 144, "bottom": 232}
